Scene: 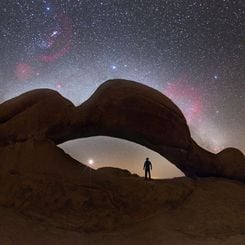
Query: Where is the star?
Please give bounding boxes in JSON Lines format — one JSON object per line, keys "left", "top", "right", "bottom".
{"left": 51, "top": 31, "right": 58, "bottom": 37}
{"left": 111, "top": 65, "right": 117, "bottom": 70}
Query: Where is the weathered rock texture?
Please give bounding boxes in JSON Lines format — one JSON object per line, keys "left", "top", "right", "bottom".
{"left": 0, "top": 174, "right": 245, "bottom": 244}
{"left": 0, "top": 79, "right": 244, "bottom": 181}
{"left": 0, "top": 79, "right": 245, "bottom": 244}
{"left": 0, "top": 142, "right": 244, "bottom": 244}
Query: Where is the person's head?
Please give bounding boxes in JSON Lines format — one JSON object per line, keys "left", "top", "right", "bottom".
{"left": 146, "top": 157, "right": 149, "bottom": 161}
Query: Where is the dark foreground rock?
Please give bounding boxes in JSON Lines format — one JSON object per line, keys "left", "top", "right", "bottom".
{"left": 0, "top": 140, "right": 244, "bottom": 244}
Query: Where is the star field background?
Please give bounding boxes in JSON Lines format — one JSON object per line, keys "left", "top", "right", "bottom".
{"left": 0, "top": 0, "right": 244, "bottom": 178}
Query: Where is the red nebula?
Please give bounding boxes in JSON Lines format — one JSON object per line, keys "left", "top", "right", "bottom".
{"left": 15, "top": 63, "right": 34, "bottom": 81}
{"left": 38, "top": 14, "right": 72, "bottom": 63}
{"left": 163, "top": 78, "right": 203, "bottom": 123}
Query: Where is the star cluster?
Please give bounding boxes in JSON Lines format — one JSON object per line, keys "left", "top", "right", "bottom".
{"left": 0, "top": 0, "right": 244, "bottom": 177}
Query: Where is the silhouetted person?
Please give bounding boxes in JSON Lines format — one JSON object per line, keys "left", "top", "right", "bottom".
{"left": 143, "top": 157, "right": 152, "bottom": 180}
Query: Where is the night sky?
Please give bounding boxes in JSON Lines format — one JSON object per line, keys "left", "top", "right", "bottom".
{"left": 0, "top": 0, "right": 244, "bottom": 178}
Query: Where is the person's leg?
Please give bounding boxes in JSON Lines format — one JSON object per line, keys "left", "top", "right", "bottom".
{"left": 145, "top": 170, "right": 147, "bottom": 180}
{"left": 149, "top": 170, "right": 151, "bottom": 180}
{"left": 146, "top": 169, "right": 150, "bottom": 180}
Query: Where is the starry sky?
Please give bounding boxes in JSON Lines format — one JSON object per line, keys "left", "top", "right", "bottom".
{"left": 0, "top": 0, "right": 244, "bottom": 178}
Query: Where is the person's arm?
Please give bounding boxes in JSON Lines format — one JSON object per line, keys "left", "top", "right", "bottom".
{"left": 150, "top": 162, "right": 152, "bottom": 170}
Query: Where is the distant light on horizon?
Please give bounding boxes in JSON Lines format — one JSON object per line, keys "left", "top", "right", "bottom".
{"left": 88, "top": 159, "right": 94, "bottom": 165}
{"left": 60, "top": 137, "right": 185, "bottom": 179}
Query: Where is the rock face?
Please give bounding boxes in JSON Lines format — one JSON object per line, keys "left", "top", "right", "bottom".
{"left": 0, "top": 147, "right": 245, "bottom": 244}
{"left": 0, "top": 79, "right": 244, "bottom": 181}
{"left": 0, "top": 79, "right": 245, "bottom": 244}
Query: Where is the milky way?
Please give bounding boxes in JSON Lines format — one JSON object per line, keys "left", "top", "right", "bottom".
{"left": 0, "top": 0, "right": 244, "bottom": 177}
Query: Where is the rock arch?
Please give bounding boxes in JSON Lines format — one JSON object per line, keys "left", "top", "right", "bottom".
{"left": 0, "top": 79, "right": 244, "bottom": 181}
{"left": 59, "top": 136, "right": 184, "bottom": 178}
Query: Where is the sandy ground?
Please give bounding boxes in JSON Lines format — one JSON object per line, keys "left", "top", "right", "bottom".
{"left": 1, "top": 205, "right": 244, "bottom": 245}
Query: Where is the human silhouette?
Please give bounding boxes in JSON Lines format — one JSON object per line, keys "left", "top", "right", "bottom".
{"left": 143, "top": 157, "right": 152, "bottom": 180}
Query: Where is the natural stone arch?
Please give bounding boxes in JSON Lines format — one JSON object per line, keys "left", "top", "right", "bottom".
{"left": 0, "top": 79, "right": 244, "bottom": 181}
{"left": 59, "top": 136, "right": 184, "bottom": 178}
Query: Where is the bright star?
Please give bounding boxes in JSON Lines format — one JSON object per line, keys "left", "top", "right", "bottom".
{"left": 111, "top": 65, "right": 117, "bottom": 70}
{"left": 51, "top": 30, "right": 58, "bottom": 37}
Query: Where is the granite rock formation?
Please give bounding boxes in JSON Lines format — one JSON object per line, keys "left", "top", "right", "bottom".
{"left": 0, "top": 79, "right": 245, "bottom": 244}
{"left": 0, "top": 79, "right": 244, "bottom": 181}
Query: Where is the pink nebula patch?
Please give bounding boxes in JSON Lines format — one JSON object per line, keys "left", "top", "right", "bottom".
{"left": 15, "top": 63, "right": 34, "bottom": 81}
{"left": 38, "top": 14, "right": 72, "bottom": 63}
{"left": 163, "top": 78, "right": 202, "bottom": 123}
